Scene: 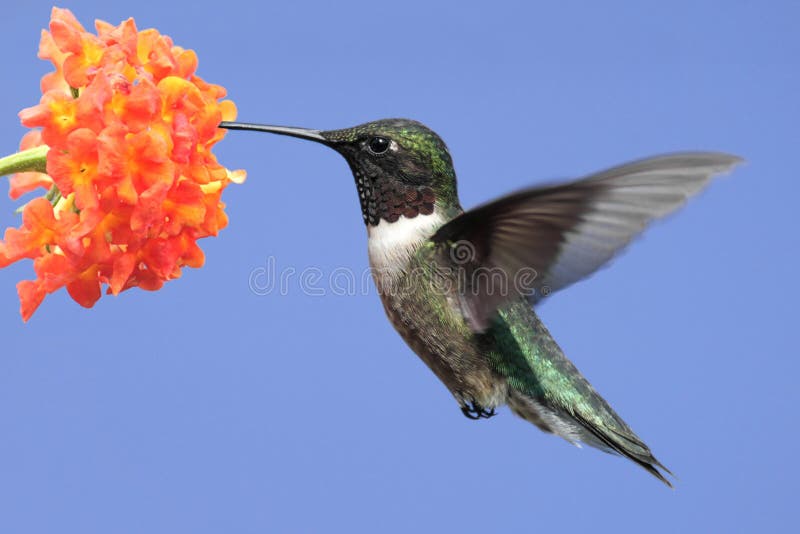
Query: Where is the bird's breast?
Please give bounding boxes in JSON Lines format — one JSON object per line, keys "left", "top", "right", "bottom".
{"left": 366, "top": 230, "right": 508, "bottom": 409}
{"left": 367, "top": 211, "right": 446, "bottom": 279}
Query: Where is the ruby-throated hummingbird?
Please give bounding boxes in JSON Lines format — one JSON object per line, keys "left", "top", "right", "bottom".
{"left": 221, "top": 118, "right": 740, "bottom": 486}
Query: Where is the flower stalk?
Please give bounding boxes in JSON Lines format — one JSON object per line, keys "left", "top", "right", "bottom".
{"left": 0, "top": 146, "right": 48, "bottom": 176}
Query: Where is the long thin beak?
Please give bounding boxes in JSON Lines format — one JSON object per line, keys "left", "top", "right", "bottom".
{"left": 219, "top": 121, "right": 327, "bottom": 143}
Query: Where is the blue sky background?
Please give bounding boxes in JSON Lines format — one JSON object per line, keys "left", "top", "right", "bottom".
{"left": 1, "top": 1, "right": 797, "bottom": 532}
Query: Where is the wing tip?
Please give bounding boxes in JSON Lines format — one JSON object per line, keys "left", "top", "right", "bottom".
{"left": 661, "top": 151, "right": 745, "bottom": 174}
{"left": 706, "top": 152, "right": 745, "bottom": 174}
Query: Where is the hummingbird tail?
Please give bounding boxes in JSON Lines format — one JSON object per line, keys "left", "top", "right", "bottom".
{"left": 492, "top": 304, "right": 674, "bottom": 486}
{"left": 507, "top": 389, "right": 674, "bottom": 487}
{"left": 569, "top": 410, "right": 674, "bottom": 487}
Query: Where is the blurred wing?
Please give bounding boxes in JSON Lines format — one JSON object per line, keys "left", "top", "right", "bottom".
{"left": 431, "top": 152, "right": 742, "bottom": 332}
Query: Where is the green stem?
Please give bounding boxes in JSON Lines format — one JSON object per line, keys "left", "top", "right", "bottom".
{"left": 0, "top": 145, "right": 49, "bottom": 177}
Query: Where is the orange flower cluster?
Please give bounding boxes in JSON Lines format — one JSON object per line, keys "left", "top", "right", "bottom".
{"left": 0, "top": 8, "right": 244, "bottom": 320}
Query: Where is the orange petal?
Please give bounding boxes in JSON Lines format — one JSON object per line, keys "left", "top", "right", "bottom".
{"left": 0, "top": 242, "right": 11, "bottom": 269}
{"left": 128, "top": 264, "right": 165, "bottom": 292}
{"left": 219, "top": 99, "right": 237, "bottom": 122}
{"left": 96, "top": 17, "right": 138, "bottom": 62}
{"left": 66, "top": 267, "right": 102, "bottom": 308}
{"left": 158, "top": 76, "right": 205, "bottom": 121}
{"left": 61, "top": 35, "right": 106, "bottom": 88}
{"left": 97, "top": 126, "right": 139, "bottom": 205}
{"left": 33, "top": 253, "right": 74, "bottom": 293}
{"left": 170, "top": 112, "right": 196, "bottom": 164}
{"left": 37, "top": 28, "right": 71, "bottom": 94}
{"left": 3, "top": 198, "right": 59, "bottom": 260}
{"left": 9, "top": 172, "right": 53, "bottom": 199}
{"left": 109, "top": 251, "right": 136, "bottom": 295}
{"left": 137, "top": 30, "right": 177, "bottom": 81}
{"left": 162, "top": 179, "right": 205, "bottom": 235}
{"left": 110, "top": 77, "right": 159, "bottom": 132}
{"left": 94, "top": 20, "right": 115, "bottom": 35}
{"left": 174, "top": 48, "right": 198, "bottom": 79}
{"left": 46, "top": 128, "right": 100, "bottom": 210}
{"left": 141, "top": 236, "right": 180, "bottom": 279}
{"left": 179, "top": 234, "right": 205, "bottom": 268}
{"left": 19, "top": 130, "right": 44, "bottom": 151}
{"left": 127, "top": 128, "right": 176, "bottom": 191}
{"left": 77, "top": 71, "right": 112, "bottom": 124}
{"left": 130, "top": 181, "right": 169, "bottom": 233}
{"left": 48, "top": 7, "right": 87, "bottom": 55}
{"left": 20, "top": 91, "right": 79, "bottom": 147}
{"left": 17, "top": 280, "right": 46, "bottom": 322}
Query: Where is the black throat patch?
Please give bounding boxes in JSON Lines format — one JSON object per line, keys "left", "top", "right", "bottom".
{"left": 354, "top": 169, "right": 435, "bottom": 225}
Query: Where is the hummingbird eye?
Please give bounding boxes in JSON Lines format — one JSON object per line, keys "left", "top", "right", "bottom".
{"left": 367, "top": 136, "right": 390, "bottom": 155}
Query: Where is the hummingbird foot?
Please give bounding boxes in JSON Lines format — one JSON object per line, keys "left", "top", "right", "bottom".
{"left": 461, "top": 401, "right": 496, "bottom": 420}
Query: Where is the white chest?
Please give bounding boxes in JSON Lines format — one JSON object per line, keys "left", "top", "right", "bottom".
{"left": 367, "top": 212, "right": 445, "bottom": 275}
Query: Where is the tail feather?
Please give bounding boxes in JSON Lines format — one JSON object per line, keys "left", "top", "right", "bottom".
{"left": 570, "top": 411, "right": 674, "bottom": 487}
{"left": 490, "top": 303, "right": 674, "bottom": 486}
{"left": 507, "top": 389, "right": 673, "bottom": 486}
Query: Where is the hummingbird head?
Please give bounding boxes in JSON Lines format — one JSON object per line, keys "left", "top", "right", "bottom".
{"left": 221, "top": 119, "right": 460, "bottom": 226}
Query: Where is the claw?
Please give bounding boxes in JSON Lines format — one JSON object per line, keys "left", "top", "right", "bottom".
{"left": 461, "top": 405, "right": 481, "bottom": 420}
{"left": 461, "top": 401, "right": 496, "bottom": 420}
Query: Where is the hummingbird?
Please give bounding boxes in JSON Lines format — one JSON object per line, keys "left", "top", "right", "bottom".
{"left": 221, "top": 118, "right": 741, "bottom": 486}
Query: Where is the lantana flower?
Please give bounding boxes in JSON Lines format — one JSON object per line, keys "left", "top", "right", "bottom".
{"left": 0, "top": 7, "right": 245, "bottom": 320}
